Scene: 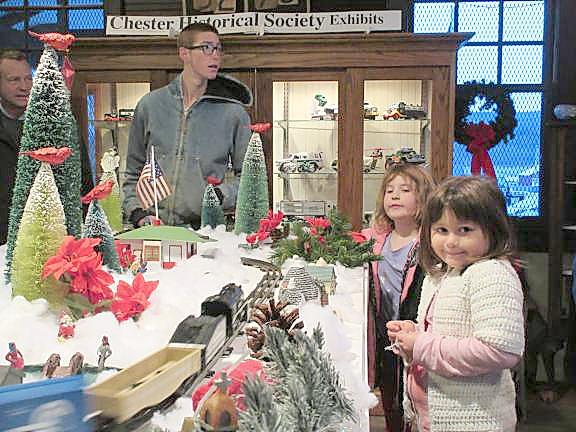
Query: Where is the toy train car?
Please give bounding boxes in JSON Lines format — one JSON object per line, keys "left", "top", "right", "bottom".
{"left": 89, "top": 259, "right": 282, "bottom": 429}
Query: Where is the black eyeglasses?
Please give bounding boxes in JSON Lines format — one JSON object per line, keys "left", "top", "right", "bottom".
{"left": 184, "top": 44, "right": 224, "bottom": 56}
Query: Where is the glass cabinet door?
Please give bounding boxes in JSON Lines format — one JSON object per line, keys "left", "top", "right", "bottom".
{"left": 272, "top": 81, "right": 339, "bottom": 218}
{"left": 87, "top": 82, "right": 150, "bottom": 190}
{"left": 363, "top": 79, "right": 431, "bottom": 220}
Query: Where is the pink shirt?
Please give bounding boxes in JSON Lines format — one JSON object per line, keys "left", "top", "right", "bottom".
{"left": 406, "top": 295, "right": 521, "bottom": 432}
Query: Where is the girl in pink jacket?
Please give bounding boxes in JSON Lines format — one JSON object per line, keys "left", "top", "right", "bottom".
{"left": 363, "top": 163, "right": 436, "bottom": 432}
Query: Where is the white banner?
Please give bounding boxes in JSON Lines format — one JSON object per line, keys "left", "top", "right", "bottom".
{"left": 106, "top": 10, "right": 402, "bottom": 36}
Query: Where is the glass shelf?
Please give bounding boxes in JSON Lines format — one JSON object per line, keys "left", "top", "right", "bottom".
{"left": 92, "top": 120, "right": 132, "bottom": 129}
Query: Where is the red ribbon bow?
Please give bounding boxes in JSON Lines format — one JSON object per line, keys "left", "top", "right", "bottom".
{"left": 28, "top": 31, "right": 76, "bottom": 52}
{"left": 463, "top": 122, "right": 497, "bottom": 178}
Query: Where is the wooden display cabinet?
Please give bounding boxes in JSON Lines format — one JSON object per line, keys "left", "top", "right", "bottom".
{"left": 71, "top": 32, "right": 470, "bottom": 228}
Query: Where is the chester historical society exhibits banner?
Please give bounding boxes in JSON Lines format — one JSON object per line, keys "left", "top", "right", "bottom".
{"left": 106, "top": 10, "right": 402, "bottom": 36}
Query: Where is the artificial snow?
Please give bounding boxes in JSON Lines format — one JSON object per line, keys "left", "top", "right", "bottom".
{"left": 0, "top": 225, "right": 375, "bottom": 431}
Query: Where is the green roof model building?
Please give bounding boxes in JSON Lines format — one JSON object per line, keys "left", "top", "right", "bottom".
{"left": 116, "top": 226, "right": 215, "bottom": 271}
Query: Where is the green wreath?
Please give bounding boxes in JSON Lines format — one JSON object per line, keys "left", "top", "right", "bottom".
{"left": 455, "top": 80, "right": 517, "bottom": 148}
{"left": 455, "top": 81, "right": 517, "bottom": 178}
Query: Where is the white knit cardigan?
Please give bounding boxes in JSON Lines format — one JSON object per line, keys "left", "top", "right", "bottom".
{"left": 406, "top": 259, "right": 525, "bottom": 432}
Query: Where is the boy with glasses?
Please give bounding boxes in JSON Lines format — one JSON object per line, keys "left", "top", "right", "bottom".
{"left": 123, "top": 23, "right": 252, "bottom": 229}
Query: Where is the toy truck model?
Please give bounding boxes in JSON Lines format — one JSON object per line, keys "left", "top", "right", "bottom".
{"left": 276, "top": 152, "right": 324, "bottom": 173}
{"left": 363, "top": 102, "right": 379, "bottom": 120}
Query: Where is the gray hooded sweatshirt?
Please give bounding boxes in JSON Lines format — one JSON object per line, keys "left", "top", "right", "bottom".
{"left": 122, "top": 73, "right": 252, "bottom": 227}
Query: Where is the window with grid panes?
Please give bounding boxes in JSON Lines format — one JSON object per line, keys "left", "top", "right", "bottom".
{"left": 414, "top": 0, "right": 545, "bottom": 217}
{"left": 0, "top": 0, "right": 104, "bottom": 67}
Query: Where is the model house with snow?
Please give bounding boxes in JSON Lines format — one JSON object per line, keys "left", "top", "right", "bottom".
{"left": 115, "top": 226, "right": 214, "bottom": 271}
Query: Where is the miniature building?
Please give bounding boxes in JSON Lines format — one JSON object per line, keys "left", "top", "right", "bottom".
{"left": 116, "top": 225, "right": 214, "bottom": 271}
{"left": 279, "top": 266, "right": 322, "bottom": 305}
{"left": 305, "top": 264, "right": 337, "bottom": 295}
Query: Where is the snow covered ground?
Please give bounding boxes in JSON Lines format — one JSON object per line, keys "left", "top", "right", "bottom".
{"left": 0, "top": 226, "right": 376, "bottom": 431}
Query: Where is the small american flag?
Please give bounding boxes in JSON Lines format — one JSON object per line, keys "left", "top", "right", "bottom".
{"left": 136, "top": 159, "right": 172, "bottom": 210}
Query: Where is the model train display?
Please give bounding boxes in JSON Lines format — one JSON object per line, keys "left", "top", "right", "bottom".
{"left": 89, "top": 258, "right": 282, "bottom": 430}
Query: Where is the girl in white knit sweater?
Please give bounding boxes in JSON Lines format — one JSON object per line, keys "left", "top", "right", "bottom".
{"left": 387, "top": 176, "right": 525, "bottom": 432}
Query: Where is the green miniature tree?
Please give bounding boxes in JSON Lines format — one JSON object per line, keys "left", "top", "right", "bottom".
{"left": 11, "top": 162, "right": 68, "bottom": 304}
{"left": 5, "top": 45, "right": 83, "bottom": 282}
{"left": 98, "top": 150, "right": 123, "bottom": 233}
{"left": 201, "top": 184, "right": 225, "bottom": 229}
{"left": 83, "top": 201, "right": 122, "bottom": 272}
{"left": 234, "top": 131, "right": 269, "bottom": 234}
{"left": 238, "top": 327, "right": 355, "bottom": 432}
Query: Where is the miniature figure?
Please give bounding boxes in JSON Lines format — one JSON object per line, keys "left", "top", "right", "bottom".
{"left": 98, "top": 336, "right": 112, "bottom": 371}
{"left": 42, "top": 353, "right": 61, "bottom": 378}
{"left": 58, "top": 312, "right": 75, "bottom": 340}
{"left": 5, "top": 342, "right": 24, "bottom": 369}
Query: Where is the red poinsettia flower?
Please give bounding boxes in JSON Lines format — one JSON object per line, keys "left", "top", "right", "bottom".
{"left": 110, "top": 273, "right": 159, "bottom": 322}
{"left": 21, "top": 147, "right": 72, "bottom": 165}
{"left": 206, "top": 176, "right": 222, "bottom": 186}
{"left": 43, "top": 236, "right": 101, "bottom": 280}
{"left": 266, "top": 210, "right": 284, "bottom": 230}
{"left": 258, "top": 218, "right": 271, "bottom": 233}
{"left": 349, "top": 231, "right": 368, "bottom": 244}
{"left": 256, "top": 230, "right": 270, "bottom": 242}
{"left": 81, "top": 180, "right": 114, "bottom": 204}
{"left": 69, "top": 255, "right": 114, "bottom": 305}
{"left": 305, "top": 217, "right": 331, "bottom": 230}
{"left": 246, "top": 233, "right": 259, "bottom": 245}
{"left": 249, "top": 122, "right": 272, "bottom": 133}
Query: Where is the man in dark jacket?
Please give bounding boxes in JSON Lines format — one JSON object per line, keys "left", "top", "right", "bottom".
{"left": 0, "top": 50, "right": 32, "bottom": 245}
{"left": 123, "top": 23, "right": 252, "bottom": 229}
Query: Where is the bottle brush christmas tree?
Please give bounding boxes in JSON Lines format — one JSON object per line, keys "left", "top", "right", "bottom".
{"left": 11, "top": 148, "right": 70, "bottom": 305}
{"left": 234, "top": 124, "right": 270, "bottom": 234}
{"left": 82, "top": 180, "right": 122, "bottom": 272}
{"left": 201, "top": 182, "right": 225, "bottom": 229}
{"left": 98, "top": 149, "right": 123, "bottom": 233}
{"left": 5, "top": 34, "right": 83, "bottom": 282}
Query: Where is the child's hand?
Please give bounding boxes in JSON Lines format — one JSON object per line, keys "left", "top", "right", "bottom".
{"left": 394, "top": 330, "right": 419, "bottom": 363}
{"left": 386, "top": 320, "right": 416, "bottom": 339}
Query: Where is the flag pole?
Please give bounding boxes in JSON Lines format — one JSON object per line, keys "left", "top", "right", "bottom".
{"left": 150, "top": 145, "right": 159, "bottom": 221}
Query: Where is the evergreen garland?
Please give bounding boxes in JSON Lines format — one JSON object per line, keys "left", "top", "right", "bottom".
{"left": 201, "top": 184, "right": 225, "bottom": 229}
{"left": 5, "top": 46, "right": 83, "bottom": 282}
{"left": 271, "top": 210, "right": 380, "bottom": 268}
{"left": 11, "top": 163, "right": 68, "bottom": 304}
{"left": 83, "top": 201, "right": 122, "bottom": 272}
{"left": 239, "top": 327, "right": 356, "bottom": 432}
{"left": 98, "top": 171, "right": 123, "bottom": 233}
{"left": 234, "top": 132, "right": 269, "bottom": 234}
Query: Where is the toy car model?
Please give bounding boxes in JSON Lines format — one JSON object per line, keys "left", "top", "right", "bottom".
{"left": 385, "top": 147, "right": 426, "bottom": 169}
{"left": 276, "top": 152, "right": 324, "bottom": 173}
{"left": 331, "top": 148, "right": 383, "bottom": 173}
{"left": 363, "top": 102, "right": 379, "bottom": 120}
{"left": 118, "top": 108, "right": 135, "bottom": 120}
{"left": 383, "top": 102, "right": 427, "bottom": 120}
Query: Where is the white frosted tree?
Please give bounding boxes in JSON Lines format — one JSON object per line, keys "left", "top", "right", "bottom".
{"left": 234, "top": 132, "right": 269, "bottom": 234}
{"left": 11, "top": 162, "right": 68, "bottom": 304}
{"left": 98, "top": 150, "right": 123, "bottom": 233}
{"left": 201, "top": 184, "right": 225, "bottom": 229}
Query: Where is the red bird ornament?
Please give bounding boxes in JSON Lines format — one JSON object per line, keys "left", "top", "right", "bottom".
{"left": 21, "top": 147, "right": 72, "bottom": 165}
{"left": 249, "top": 122, "right": 272, "bottom": 133}
{"left": 28, "top": 31, "right": 76, "bottom": 52}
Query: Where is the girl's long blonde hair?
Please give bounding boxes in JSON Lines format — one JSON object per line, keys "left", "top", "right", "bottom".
{"left": 372, "top": 164, "right": 436, "bottom": 233}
